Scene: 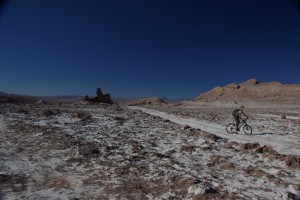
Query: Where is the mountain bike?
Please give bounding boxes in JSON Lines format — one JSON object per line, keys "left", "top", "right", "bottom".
{"left": 226, "top": 118, "right": 252, "bottom": 135}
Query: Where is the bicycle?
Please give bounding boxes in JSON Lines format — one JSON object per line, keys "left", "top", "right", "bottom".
{"left": 226, "top": 118, "right": 252, "bottom": 135}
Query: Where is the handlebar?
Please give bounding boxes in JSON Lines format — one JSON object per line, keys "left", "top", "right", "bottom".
{"left": 241, "top": 117, "right": 248, "bottom": 122}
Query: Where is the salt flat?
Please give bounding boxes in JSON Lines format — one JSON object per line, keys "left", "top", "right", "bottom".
{"left": 0, "top": 103, "right": 299, "bottom": 199}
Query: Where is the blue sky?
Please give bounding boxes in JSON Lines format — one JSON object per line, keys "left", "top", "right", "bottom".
{"left": 0, "top": 0, "right": 300, "bottom": 98}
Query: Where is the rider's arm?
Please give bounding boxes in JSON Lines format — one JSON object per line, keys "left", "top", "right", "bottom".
{"left": 242, "top": 111, "right": 248, "bottom": 119}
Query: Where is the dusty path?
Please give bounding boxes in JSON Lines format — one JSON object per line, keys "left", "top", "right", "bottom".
{"left": 129, "top": 106, "right": 300, "bottom": 156}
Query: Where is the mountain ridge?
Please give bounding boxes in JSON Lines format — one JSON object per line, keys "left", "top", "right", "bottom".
{"left": 195, "top": 78, "right": 300, "bottom": 105}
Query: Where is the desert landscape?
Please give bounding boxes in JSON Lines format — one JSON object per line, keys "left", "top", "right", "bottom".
{"left": 1, "top": 0, "right": 300, "bottom": 199}
{"left": 0, "top": 79, "right": 300, "bottom": 199}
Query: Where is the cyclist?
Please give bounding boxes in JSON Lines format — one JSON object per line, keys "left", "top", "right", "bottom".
{"left": 232, "top": 105, "right": 248, "bottom": 132}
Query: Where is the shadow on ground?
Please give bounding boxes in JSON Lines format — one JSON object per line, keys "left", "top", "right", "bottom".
{"left": 251, "top": 132, "right": 275, "bottom": 136}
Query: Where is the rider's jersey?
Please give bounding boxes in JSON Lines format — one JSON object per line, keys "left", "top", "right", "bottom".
{"left": 232, "top": 109, "right": 242, "bottom": 117}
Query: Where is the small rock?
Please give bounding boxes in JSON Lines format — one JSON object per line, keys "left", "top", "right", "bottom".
{"left": 91, "top": 148, "right": 101, "bottom": 155}
{"left": 245, "top": 165, "right": 265, "bottom": 177}
{"left": 0, "top": 174, "right": 11, "bottom": 183}
{"left": 180, "top": 145, "right": 197, "bottom": 153}
{"left": 43, "top": 109, "right": 56, "bottom": 117}
{"left": 240, "top": 143, "right": 260, "bottom": 150}
{"left": 18, "top": 109, "right": 29, "bottom": 114}
{"left": 281, "top": 115, "right": 287, "bottom": 119}
{"left": 255, "top": 145, "right": 278, "bottom": 157}
{"left": 281, "top": 156, "right": 300, "bottom": 169}
{"left": 204, "top": 187, "right": 218, "bottom": 194}
{"left": 182, "top": 125, "right": 191, "bottom": 130}
{"left": 287, "top": 192, "right": 300, "bottom": 200}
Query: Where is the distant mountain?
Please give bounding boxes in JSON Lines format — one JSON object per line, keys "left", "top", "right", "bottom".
{"left": 0, "top": 92, "right": 39, "bottom": 104}
{"left": 0, "top": 91, "right": 85, "bottom": 104}
{"left": 161, "top": 97, "right": 193, "bottom": 103}
{"left": 195, "top": 78, "right": 300, "bottom": 105}
{"left": 113, "top": 97, "right": 192, "bottom": 105}
{"left": 37, "top": 95, "right": 83, "bottom": 103}
{"left": 124, "top": 97, "right": 167, "bottom": 106}
{"left": 112, "top": 97, "right": 137, "bottom": 104}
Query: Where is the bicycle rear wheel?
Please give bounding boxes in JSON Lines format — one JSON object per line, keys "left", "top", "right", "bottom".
{"left": 226, "top": 123, "right": 236, "bottom": 134}
{"left": 243, "top": 124, "right": 252, "bottom": 135}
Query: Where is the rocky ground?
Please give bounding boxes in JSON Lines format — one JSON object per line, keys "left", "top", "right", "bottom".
{"left": 0, "top": 103, "right": 300, "bottom": 199}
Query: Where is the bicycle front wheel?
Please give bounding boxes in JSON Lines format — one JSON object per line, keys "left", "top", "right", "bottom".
{"left": 226, "top": 123, "right": 236, "bottom": 134}
{"left": 243, "top": 124, "right": 252, "bottom": 135}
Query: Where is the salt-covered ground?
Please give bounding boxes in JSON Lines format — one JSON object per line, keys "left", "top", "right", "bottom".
{"left": 0, "top": 103, "right": 299, "bottom": 199}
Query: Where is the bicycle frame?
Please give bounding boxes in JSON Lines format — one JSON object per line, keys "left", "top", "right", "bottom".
{"left": 238, "top": 120, "right": 248, "bottom": 129}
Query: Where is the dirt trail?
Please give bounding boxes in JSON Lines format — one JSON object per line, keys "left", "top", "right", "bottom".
{"left": 129, "top": 106, "right": 300, "bottom": 156}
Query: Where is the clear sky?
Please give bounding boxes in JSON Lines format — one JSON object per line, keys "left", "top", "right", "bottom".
{"left": 0, "top": 0, "right": 300, "bottom": 98}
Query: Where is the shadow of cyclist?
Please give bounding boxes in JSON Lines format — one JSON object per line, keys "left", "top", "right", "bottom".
{"left": 250, "top": 132, "right": 275, "bottom": 136}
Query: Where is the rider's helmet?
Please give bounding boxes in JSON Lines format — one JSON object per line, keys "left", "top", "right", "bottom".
{"left": 240, "top": 105, "right": 245, "bottom": 110}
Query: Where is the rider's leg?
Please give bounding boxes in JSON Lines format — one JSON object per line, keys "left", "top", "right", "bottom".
{"left": 234, "top": 116, "right": 240, "bottom": 131}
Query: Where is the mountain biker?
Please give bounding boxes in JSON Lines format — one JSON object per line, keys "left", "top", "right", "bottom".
{"left": 232, "top": 105, "right": 248, "bottom": 132}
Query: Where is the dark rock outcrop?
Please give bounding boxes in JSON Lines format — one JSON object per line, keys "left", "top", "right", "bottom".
{"left": 84, "top": 88, "right": 112, "bottom": 104}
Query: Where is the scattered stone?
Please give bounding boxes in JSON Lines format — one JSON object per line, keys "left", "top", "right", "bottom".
{"left": 205, "top": 187, "right": 218, "bottom": 194}
{"left": 223, "top": 141, "right": 239, "bottom": 149}
{"left": 47, "top": 176, "right": 70, "bottom": 190}
{"left": 245, "top": 165, "right": 266, "bottom": 177}
{"left": 207, "top": 155, "right": 223, "bottom": 167}
{"left": 76, "top": 112, "right": 92, "bottom": 122}
{"left": 279, "top": 155, "right": 300, "bottom": 169}
{"left": 180, "top": 145, "right": 197, "bottom": 153}
{"left": 255, "top": 145, "right": 279, "bottom": 157}
{"left": 287, "top": 192, "right": 300, "bottom": 200}
{"left": 182, "top": 125, "right": 191, "bottom": 130}
{"left": 240, "top": 143, "right": 260, "bottom": 150}
{"left": 0, "top": 174, "right": 11, "bottom": 183}
{"left": 78, "top": 143, "right": 100, "bottom": 158}
{"left": 0, "top": 102, "right": 299, "bottom": 199}
{"left": 165, "top": 149, "right": 176, "bottom": 157}
{"left": 43, "top": 109, "right": 56, "bottom": 117}
{"left": 91, "top": 148, "right": 101, "bottom": 155}
{"left": 114, "top": 116, "right": 126, "bottom": 125}
{"left": 222, "top": 162, "right": 236, "bottom": 170}
{"left": 0, "top": 173, "right": 28, "bottom": 192}
{"left": 203, "top": 132, "right": 222, "bottom": 142}
{"left": 17, "top": 109, "right": 29, "bottom": 114}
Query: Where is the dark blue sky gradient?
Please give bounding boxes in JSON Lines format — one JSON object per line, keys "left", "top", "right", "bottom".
{"left": 1, "top": 0, "right": 300, "bottom": 98}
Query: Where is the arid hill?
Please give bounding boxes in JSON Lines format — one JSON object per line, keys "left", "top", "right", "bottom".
{"left": 125, "top": 97, "right": 167, "bottom": 106}
{"left": 0, "top": 92, "right": 39, "bottom": 104}
{"left": 195, "top": 78, "right": 300, "bottom": 106}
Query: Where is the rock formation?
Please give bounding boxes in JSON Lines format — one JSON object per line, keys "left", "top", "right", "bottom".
{"left": 195, "top": 78, "right": 300, "bottom": 105}
{"left": 84, "top": 88, "right": 112, "bottom": 104}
